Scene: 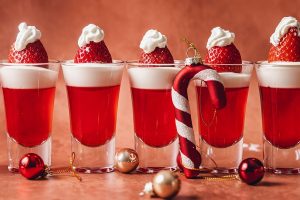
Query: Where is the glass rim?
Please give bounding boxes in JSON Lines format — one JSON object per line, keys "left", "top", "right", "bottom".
{"left": 0, "top": 59, "right": 60, "bottom": 66}
{"left": 255, "top": 60, "right": 300, "bottom": 66}
{"left": 204, "top": 60, "right": 253, "bottom": 66}
{"left": 126, "top": 60, "right": 184, "bottom": 67}
{"left": 127, "top": 60, "right": 253, "bottom": 67}
{"left": 61, "top": 59, "right": 124, "bottom": 66}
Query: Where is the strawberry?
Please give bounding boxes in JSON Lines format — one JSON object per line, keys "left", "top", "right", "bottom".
{"left": 139, "top": 47, "right": 174, "bottom": 64}
{"left": 268, "top": 27, "right": 300, "bottom": 62}
{"left": 74, "top": 41, "right": 112, "bottom": 63}
{"left": 205, "top": 44, "right": 242, "bottom": 73}
{"left": 8, "top": 40, "right": 48, "bottom": 63}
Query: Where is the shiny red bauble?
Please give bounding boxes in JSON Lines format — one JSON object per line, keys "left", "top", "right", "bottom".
{"left": 238, "top": 158, "right": 265, "bottom": 185}
{"left": 19, "top": 153, "right": 46, "bottom": 179}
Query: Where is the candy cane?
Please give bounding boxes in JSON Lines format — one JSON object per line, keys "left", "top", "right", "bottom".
{"left": 172, "top": 57, "right": 226, "bottom": 178}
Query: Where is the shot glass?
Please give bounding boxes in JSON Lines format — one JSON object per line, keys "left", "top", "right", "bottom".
{"left": 62, "top": 60, "right": 124, "bottom": 173}
{"left": 1, "top": 61, "right": 59, "bottom": 172}
{"left": 256, "top": 62, "right": 300, "bottom": 174}
{"left": 196, "top": 62, "right": 253, "bottom": 173}
{"left": 127, "top": 61, "right": 183, "bottom": 173}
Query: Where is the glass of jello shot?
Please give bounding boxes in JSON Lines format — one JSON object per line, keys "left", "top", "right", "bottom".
{"left": 256, "top": 17, "right": 300, "bottom": 174}
{"left": 1, "top": 22, "right": 58, "bottom": 172}
{"left": 197, "top": 27, "right": 253, "bottom": 173}
{"left": 62, "top": 24, "right": 124, "bottom": 173}
{"left": 127, "top": 30, "right": 182, "bottom": 173}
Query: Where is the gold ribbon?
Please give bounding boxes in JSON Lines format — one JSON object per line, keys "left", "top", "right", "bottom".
{"left": 181, "top": 164, "right": 239, "bottom": 181}
{"left": 69, "top": 152, "right": 82, "bottom": 181}
{"left": 46, "top": 152, "right": 82, "bottom": 181}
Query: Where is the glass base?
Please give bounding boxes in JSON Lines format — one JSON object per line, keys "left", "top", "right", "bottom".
{"left": 199, "top": 138, "right": 243, "bottom": 174}
{"left": 264, "top": 138, "right": 300, "bottom": 174}
{"left": 210, "top": 168, "right": 238, "bottom": 174}
{"left": 135, "top": 135, "right": 178, "bottom": 173}
{"left": 137, "top": 167, "right": 178, "bottom": 174}
{"left": 71, "top": 135, "right": 115, "bottom": 173}
{"left": 266, "top": 168, "right": 300, "bottom": 175}
{"left": 7, "top": 134, "right": 51, "bottom": 172}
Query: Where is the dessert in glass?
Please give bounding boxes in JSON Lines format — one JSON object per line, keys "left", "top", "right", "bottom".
{"left": 197, "top": 27, "right": 253, "bottom": 173}
{"left": 62, "top": 24, "right": 124, "bottom": 173}
{"left": 128, "top": 30, "right": 182, "bottom": 173}
{"left": 256, "top": 16, "right": 300, "bottom": 174}
{"left": 1, "top": 23, "right": 59, "bottom": 172}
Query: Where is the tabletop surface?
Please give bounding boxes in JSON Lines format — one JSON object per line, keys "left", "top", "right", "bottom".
{"left": 1, "top": 164, "right": 300, "bottom": 200}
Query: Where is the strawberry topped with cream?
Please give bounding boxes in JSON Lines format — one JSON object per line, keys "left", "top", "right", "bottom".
{"left": 74, "top": 24, "right": 112, "bottom": 63}
{"left": 8, "top": 22, "right": 48, "bottom": 63}
{"left": 268, "top": 16, "right": 300, "bottom": 62}
{"left": 205, "top": 27, "right": 242, "bottom": 72}
{"left": 139, "top": 29, "right": 174, "bottom": 64}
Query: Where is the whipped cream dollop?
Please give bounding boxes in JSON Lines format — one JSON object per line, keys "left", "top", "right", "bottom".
{"left": 206, "top": 27, "right": 235, "bottom": 49}
{"left": 270, "top": 16, "right": 300, "bottom": 46}
{"left": 78, "top": 24, "right": 104, "bottom": 47}
{"left": 139, "top": 29, "right": 167, "bottom": 53}
{"left": 14, "top": 22, "right": 41, "bottom": 51}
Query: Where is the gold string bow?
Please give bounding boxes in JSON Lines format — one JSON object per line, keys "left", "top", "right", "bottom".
{"left": 45, "top": 152, "right": 82, "bottom": 181}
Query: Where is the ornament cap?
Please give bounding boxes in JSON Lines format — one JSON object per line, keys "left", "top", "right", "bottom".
{"left": 185, "top": 57, "right": 201, "bottom": 65}
{"left": 182, "top": 38, "right": 203, "bottom": 66}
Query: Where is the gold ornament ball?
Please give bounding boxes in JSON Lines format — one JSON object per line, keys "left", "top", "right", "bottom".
{"left": 153, "top": 171, "right": 181, "bottom": 199}
{"left": 115, "top": 148, "right": 139, "bottom": 173}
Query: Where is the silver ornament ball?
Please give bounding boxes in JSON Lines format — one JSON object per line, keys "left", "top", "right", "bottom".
{"left": 115, "top": 148, "right": 139, "bottom": 173}
{"left": 153, "top": 170, "right": 181, "bottom": 199}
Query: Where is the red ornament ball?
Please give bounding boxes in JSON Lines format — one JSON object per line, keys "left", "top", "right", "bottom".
{"left": 19, "top": 153, "right": 46, "bottom": 180}
{"left": 238, "top": 158, "right": 265, "bottom": 185}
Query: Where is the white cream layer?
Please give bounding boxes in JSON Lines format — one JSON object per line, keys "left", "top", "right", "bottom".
{"left": 62, "top": 63, "right": 124, "bottom": 87}
{"left": 128, "top": 67, "right": 180, "bottom": 89}
{"left": 195, "top": 72, "right": 251, "bottom": 88}
{"left": 256, "top": 62, "right": 300, "bottom": 88}
{"left": 1, "top": 66, "right": 58, "bottom": 89}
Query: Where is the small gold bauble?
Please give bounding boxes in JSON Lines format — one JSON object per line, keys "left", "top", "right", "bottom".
{"left": 115, "top": 148, "right": 139, "bottom": 173}
{"left": 153, "top": 170, "right": 181, "bottom": 199}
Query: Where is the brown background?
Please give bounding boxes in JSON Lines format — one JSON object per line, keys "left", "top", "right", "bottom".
{"left": 0, "top": 1, "right": 300, "bottom": 199}
{"left": 1, "top": 0, "right": 299, "bottom": 163}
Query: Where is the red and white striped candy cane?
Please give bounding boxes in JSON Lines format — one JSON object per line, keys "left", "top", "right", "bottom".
{"left": 172, "top": 57, "right": 226, "bottom": 178}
